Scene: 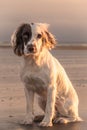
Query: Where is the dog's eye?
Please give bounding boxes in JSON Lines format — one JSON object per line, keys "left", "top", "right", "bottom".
{"left": 37, "top": 34, "right": 42, "bottom": 39}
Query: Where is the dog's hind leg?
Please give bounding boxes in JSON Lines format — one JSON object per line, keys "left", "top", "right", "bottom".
{"left": 55, "top": 97, "right": 68, "bottom": 116}
{"left": 53, "top": 115, "right": 82, "bottom": 124}
{"left": 53, "top": 102, "right": 82, "bottom": 124}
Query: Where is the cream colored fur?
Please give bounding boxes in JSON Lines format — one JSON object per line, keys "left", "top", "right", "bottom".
{"left": 11, "top": 23, "right": 82, "bottom": 127}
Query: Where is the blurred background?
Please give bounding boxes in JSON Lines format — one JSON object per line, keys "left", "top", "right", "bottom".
{"left": 0, "top": 0, "right": 87, "bottom": 44}
{"left": 0, "top": 2, "right": 87, "bottom": 129}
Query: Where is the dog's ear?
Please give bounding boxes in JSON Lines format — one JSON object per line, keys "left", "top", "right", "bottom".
{"left": 44, "top": 31, "right": 56, "bottom": 49}
{"left": 37, "top": 23, "right": 56, "bottom": 49}
{"left": 11, "top": 24, "right": 31, "bottom": 56}
{"left": 11, "top": 24, "right": 24, "bottom": 56}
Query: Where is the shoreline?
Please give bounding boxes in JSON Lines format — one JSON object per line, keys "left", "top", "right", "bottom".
{"left": 0, "top": 43, "right": 87, "bottom": 50}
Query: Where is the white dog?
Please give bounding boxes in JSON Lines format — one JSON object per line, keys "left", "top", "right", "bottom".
{"left": 11, "top": 23, "right": 82, "bottom": 127}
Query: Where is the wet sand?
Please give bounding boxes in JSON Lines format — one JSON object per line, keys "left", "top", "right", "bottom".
{"left": 0, "top": 47, "right": 87, "bottom": 130}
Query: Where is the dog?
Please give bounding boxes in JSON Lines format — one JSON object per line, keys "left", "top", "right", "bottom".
{"left": 11, "top": 23, "right": 82, "bottom": 127}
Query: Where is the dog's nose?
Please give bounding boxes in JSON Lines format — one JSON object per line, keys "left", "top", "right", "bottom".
{"left": 27, "top": 44, "right": 35, "bottom": 53}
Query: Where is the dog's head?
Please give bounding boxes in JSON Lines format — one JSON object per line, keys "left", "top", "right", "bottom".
{"left": 11, "top": 23, "right": 56, "bottom": 56}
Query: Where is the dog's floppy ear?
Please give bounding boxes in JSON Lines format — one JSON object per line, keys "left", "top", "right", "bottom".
{"left": 11, "top": 23, "right": 31, "bottom": 56}
{"left": 44, "top": 31, "right": 56, "bottom": 49}
{"left": 37, "top": 23, "right": 56, "bottom": 49}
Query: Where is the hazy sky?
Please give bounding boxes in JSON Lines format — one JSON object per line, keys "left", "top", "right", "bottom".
{"left": 0, "top": 0, "right": 87, "bottom": 43}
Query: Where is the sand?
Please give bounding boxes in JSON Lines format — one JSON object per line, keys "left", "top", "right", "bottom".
{"left": 0, "top": 47, "right": 87, "bottom": 130}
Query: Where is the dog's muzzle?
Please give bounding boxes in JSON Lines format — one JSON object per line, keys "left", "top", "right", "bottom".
{"left": 27, "top": 44, "right": 36, "bottom": 53}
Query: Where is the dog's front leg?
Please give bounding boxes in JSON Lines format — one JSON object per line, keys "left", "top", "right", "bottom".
{"left": 21, "top": 87, "right": 34, "bottom": 125}
{"left": 39, "top": 86, "right": 56, "bottom": 127}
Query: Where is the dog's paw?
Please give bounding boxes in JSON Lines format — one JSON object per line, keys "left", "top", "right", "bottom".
{"left": 39, "top": 121, "right": 53, "bottom": 127}
{"left": 20, "top": 115, "right": 34, "bottom": 125}
{"left": 39, "top": 118, "right": 53, "bottom": 127}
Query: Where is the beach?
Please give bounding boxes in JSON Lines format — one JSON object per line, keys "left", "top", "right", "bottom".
{"left": 0, "top": 47, "right": 87, "bottom": 130}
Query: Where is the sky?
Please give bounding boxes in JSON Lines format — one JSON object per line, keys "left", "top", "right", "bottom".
{"left": 0, "top": 0, "right": 87, "bottom": 43}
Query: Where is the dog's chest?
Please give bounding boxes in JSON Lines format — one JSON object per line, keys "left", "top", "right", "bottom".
{"left": 21, "top": 65, "right": 50, "bottom": 95}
